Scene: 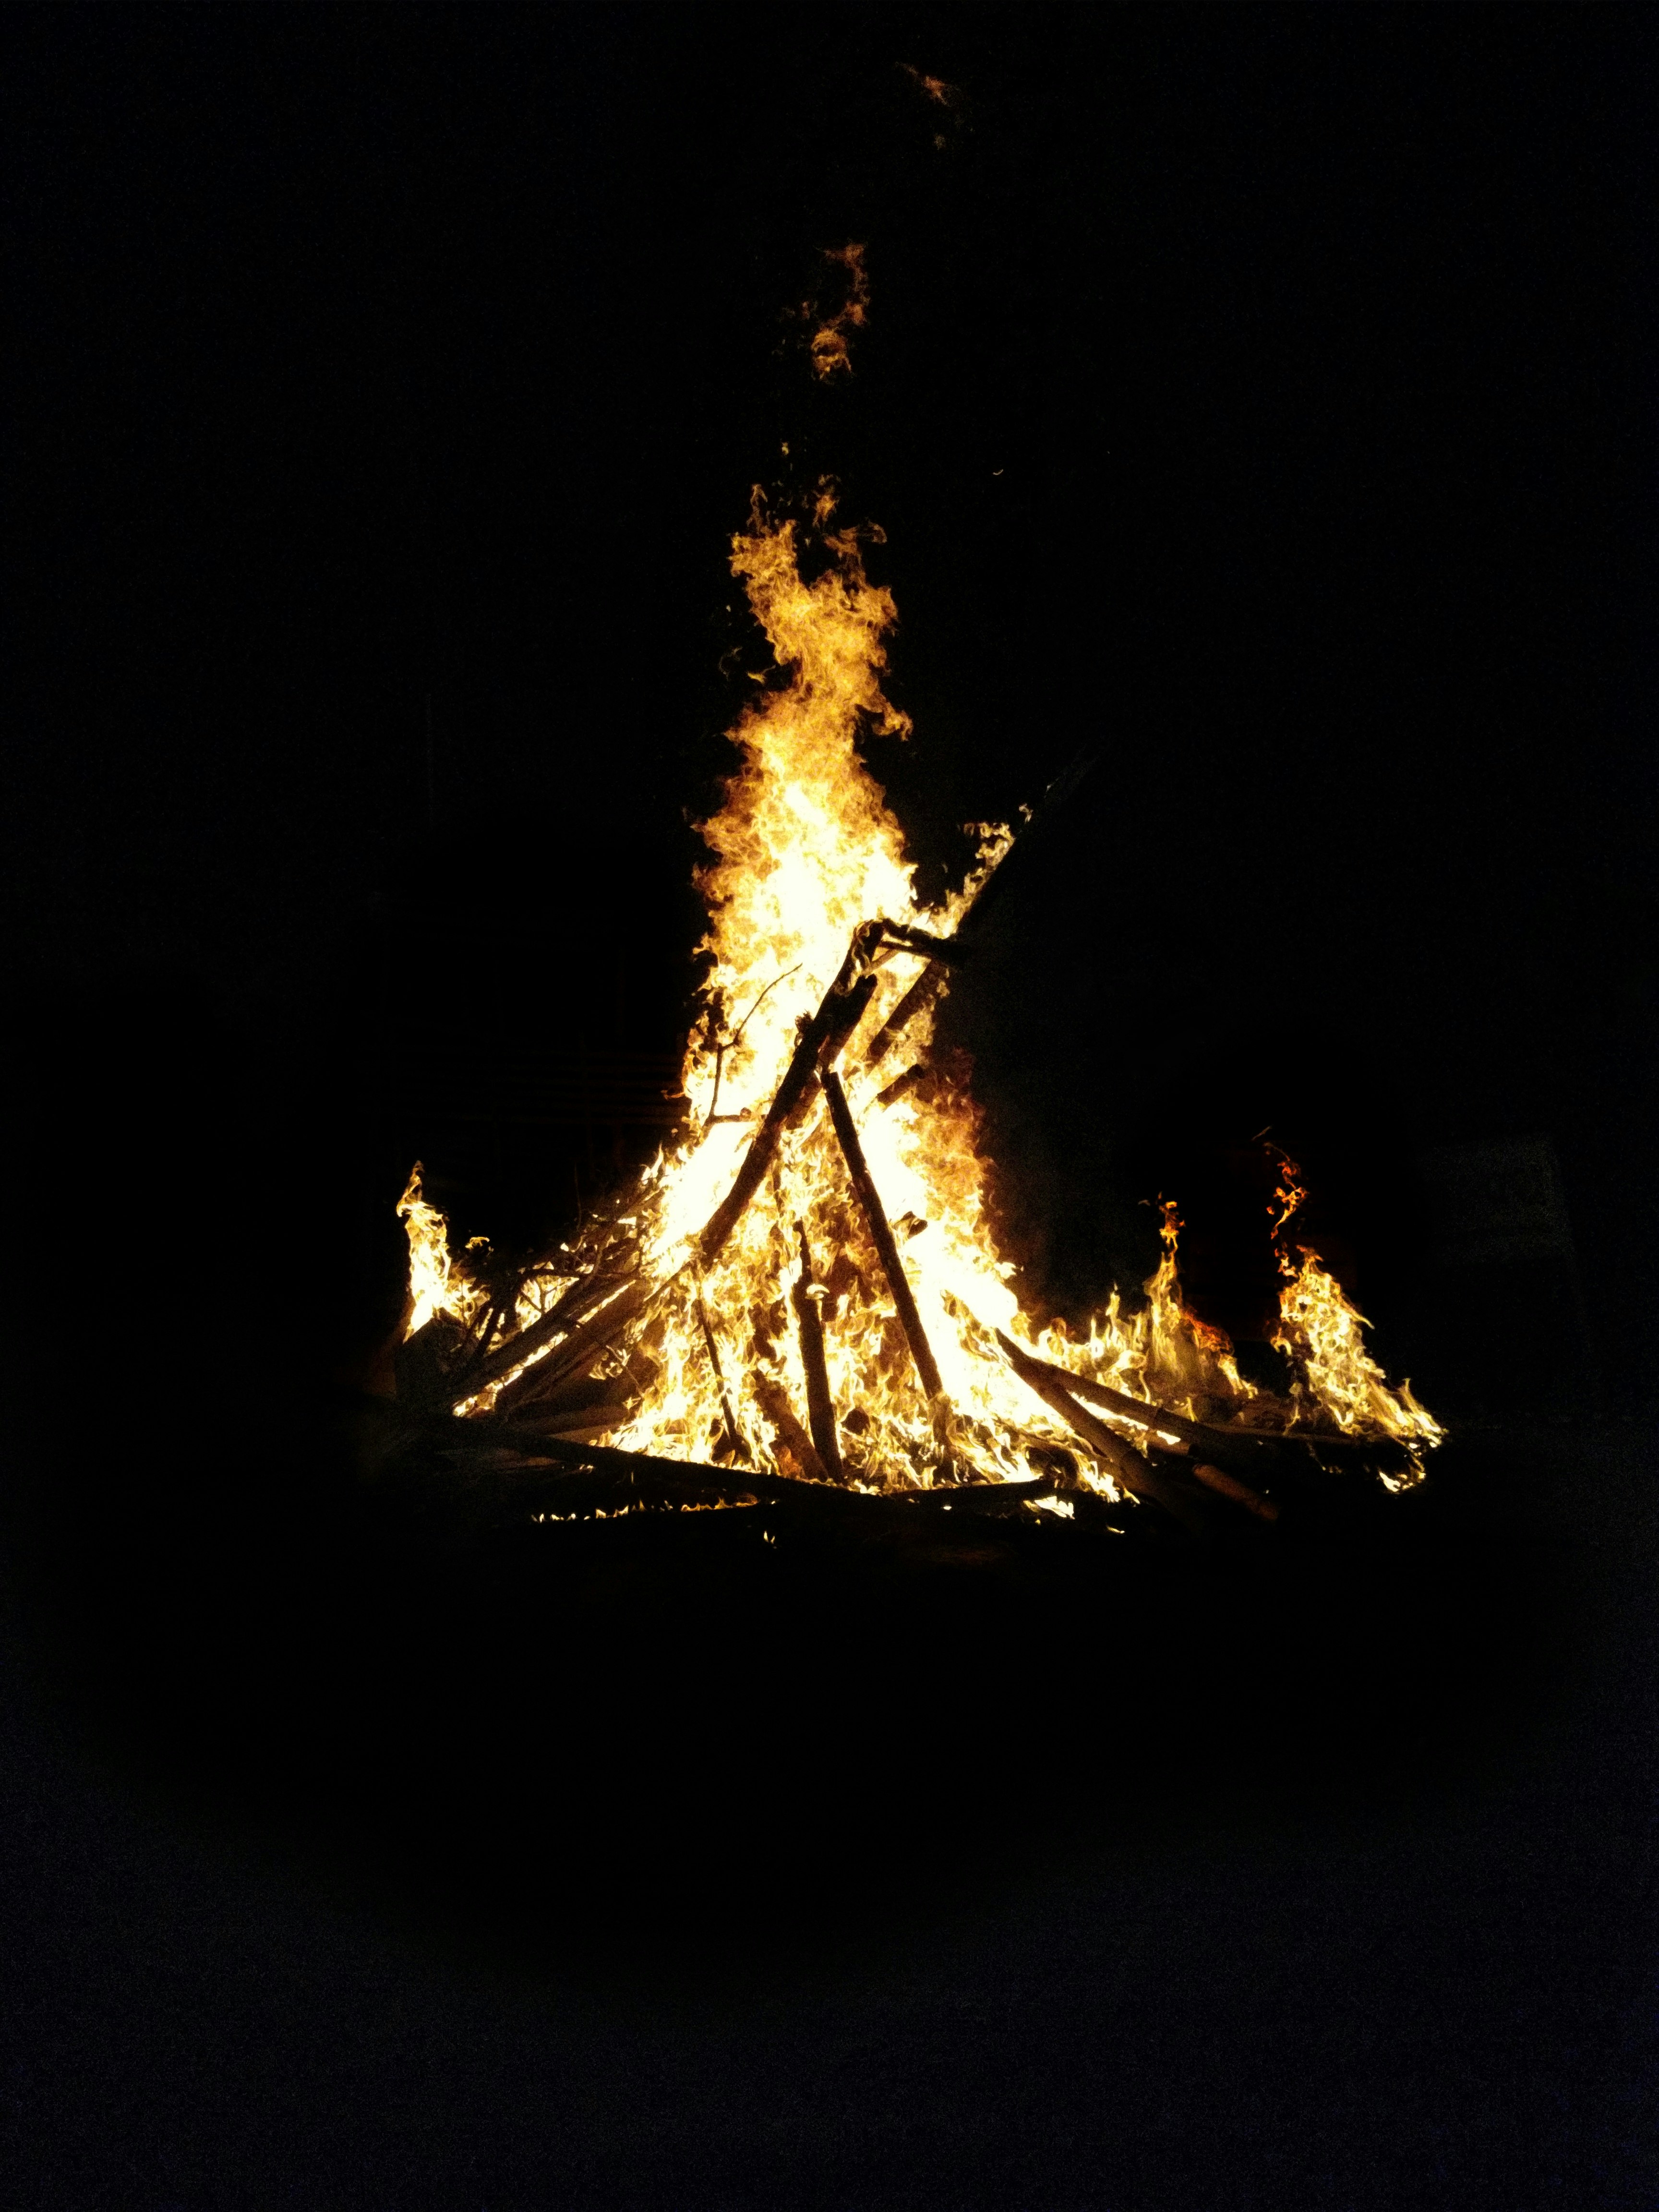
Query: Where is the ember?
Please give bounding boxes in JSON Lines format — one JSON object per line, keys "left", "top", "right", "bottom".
{"left": 385, "top": 488, "right": 1441, "bottom": 1538}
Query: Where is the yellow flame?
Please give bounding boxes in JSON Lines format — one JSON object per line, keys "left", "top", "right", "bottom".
{"left": 398, "top": 506, "right": 1440, "bottom": 1493}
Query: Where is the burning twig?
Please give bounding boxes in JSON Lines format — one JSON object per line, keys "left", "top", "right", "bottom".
{"left": 820, "top": 1068, "right": 945, "bottom": 1415}
{"left": 792, "top": 1224, "right": 843, "bottom": 1481}
{"left": 862, "top": 966, "right": 948, "bottom": 1071}
{"left": 705, "top": 963, "right": 802, "bottom": 1127}
{"left": 433, "top": 1431, "right": 1107, "bottom": 1534}
{"left": 874, "top": 1062, "right": 928, "bottom": 1109}
{"left": 996, "top": 1346, "right": 1267, "bottom": 1460}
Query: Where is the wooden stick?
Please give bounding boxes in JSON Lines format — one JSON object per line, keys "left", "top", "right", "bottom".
{"left": 481, "top": 1276, "right": 652, "bottom": 1414}
{"left": 751, "top": 1371, "right": 829, "bottom": 1484}
{"left": 433, "top": 1430, "right": 1090, "bottom": 1530}
{"left": 696, "top": 938, "right": 880, "bottom": 1267}
{"left": 991, "top": 1344, "right": 1374, "bottom": 1487}
{"left": 453, "top": 1266, "right": 630, "bottom": 1400}
{"left": 792, "top": 1225, "right": 843, "bottom": 1482}
{"left": 819, "top": 1068, "right": 945, "bottom": 1410}
{"left": 862, "top": 965, "right": 947, "bottom": 1069}
{"left": 874, "top": 1061, "right": 929, "bottom": 1109}
{"left": 511, "top": 1402, "right": 632, "bottom": 1441}
{"left": 995, "top": 1331, "right": 1206, "bottom": 1531}
{"left": 695, "top": 1290, "right": 748, "bottom": 1465}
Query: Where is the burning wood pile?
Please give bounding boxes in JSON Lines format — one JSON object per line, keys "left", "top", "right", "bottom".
{"left": 381, "top": 499, "right": 1441, "bottom": 1543}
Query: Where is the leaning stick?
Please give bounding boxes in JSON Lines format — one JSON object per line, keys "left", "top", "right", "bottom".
{"left": 454, "top": 1266, "right": 633, "bottom": 1402}
{"left": 480, "top": 1276, "right": 653, "bottom": 1413}
{"left": 695, "top": 1290, "right": 747, "bottom": 1465}
{"left": 820, "top": 1068, "right": 945, "bottom": 1410}
{"left": 862, "top": 966, "right": 948, "bottom": 1070}
{"left": 1000, "top": 1348, "right": 1263, "bottom": 1457}
{"left": 792, "top": 1225, "right": 843, "bottom": 1481}
{"left": 752, "top": 1371, "right": 830, "bottom": 1485}
{"left": 995, "top": 1331, "right": 1205, "bottom": 1530}
{"left": 696, "top": 938, "right": 880, "bottom": 1267}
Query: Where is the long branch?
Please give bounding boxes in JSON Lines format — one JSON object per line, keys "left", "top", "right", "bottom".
{"left": 995, "top": 1332, "right": 1205, "bottom": 1530}
{"left": 820, "top": 1068, "right": 944, "bottom": 1408}
{"left": 792, "top": 1224, "right": 843, "bottom": 1481}
{"left": 695, "top": 935, "right": 879, "bottom": 1266}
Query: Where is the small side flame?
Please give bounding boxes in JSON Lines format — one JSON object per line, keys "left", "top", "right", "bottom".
{"left": 397, "top": 1164, "right": 482, "bottom": 1337}
{"left": 1266, "top": 1147, "right": 1443, "bottom": 1466}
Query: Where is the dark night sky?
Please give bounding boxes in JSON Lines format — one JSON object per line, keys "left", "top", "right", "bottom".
{"left": 6, "top": 3, "right": 1656, "bottom": 1367}
{"left": 2, "top": 9, "right": 1657, "bottom": 2208}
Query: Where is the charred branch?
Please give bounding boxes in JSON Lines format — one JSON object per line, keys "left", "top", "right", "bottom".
{"left": 994, "top": 1344, "right": 1406, "bottom": 1484}
{"left": 995, "top": 1331, "right": 1207, "bottom": 1532}
{"left": 752, "top": 1371, "right": 829, "bottom": 1484}
{"left": 451, "top": 1265, "right": 631, "bottom": 1403}
{"left": 863, "top": 965, "right": 947, "bottom": 1069}
{"left": 695, "top": 1291, "right": 748, "bottom": 1464}
{"left": 820, "top": 1068, "right": 945, "bottom": 1411}
{"left": 418, "top": 1430, "right": 1125, "bottom": 1537}
{"left": 875, "top": 1061, "right": 929, "bottom": 1108}
{"left": 484, "top": 1276, "right": 653, "bottom": 1415}
{"left": 792, "top": 1225, "right": 843, "bottom": 1482}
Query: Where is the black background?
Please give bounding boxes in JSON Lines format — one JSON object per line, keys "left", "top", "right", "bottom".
{"left": 2, "top": 8, "right": 1655, "bottom": 2208}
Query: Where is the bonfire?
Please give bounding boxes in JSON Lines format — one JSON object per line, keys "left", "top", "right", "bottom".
{"left": 382, "top": 484, "right": 1440, "bottom": 1544}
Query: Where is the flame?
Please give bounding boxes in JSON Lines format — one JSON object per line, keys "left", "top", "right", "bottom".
{"left": 398, "top": 506, "right": 1440, "bottom": 1493}
{"left": 396, "top": 1164, "right": 483, "bottom": 1337}
{"left": 1265, "top": 1147, "right": 1443, "bottom": 1468}
{"left": 806, "top": 245, "right": 870, "bottom": 379}
{"left": 899, "top": 64, "right": 963, "bottom": 110}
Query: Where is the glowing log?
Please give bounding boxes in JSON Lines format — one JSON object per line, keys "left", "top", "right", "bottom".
{"left": 437, "top": 1431, "right": 1100, "bottom": 1533}
{"left": 994, "top": 1345, "right": 1396, "bottom": 1498}
{"left": 820, "top": 1068, "right": 945, "bottom": 1414}
{"left": 792, "top": 1225, "right": 844, "bottom": 1482}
